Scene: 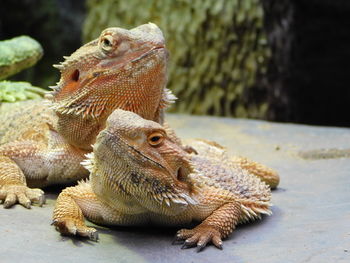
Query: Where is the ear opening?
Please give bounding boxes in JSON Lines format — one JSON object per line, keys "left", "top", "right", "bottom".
{"left": 177, "top": 167, "right": 186, "bottom": 181}
{"left": 71, "top": 69, "right": 80, "bottom": 82}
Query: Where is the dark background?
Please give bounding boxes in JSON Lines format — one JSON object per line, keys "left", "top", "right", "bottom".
{"left": 0, "top": 0, "right": 86, "bottom": 88}
{"left": 1, "top": 0, "right": 350, "bottom": 127}
{"left": 262, "top": 0, "right": 350, "bottom": 127}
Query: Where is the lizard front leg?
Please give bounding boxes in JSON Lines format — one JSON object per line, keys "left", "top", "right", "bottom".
{"left": 175, "top": 201, "right": 242, "bottom": 251}
{"left": 53, "top": 181, "right": 150, "bottom": 240}
{"left": 0, "top": 136, "right": 88, "bottom": 208}
{"left": 0, "top": 142, "right": 46, "bottom": 208}
{"left": 52, "top": 181, "right": 101, "bottom": 240}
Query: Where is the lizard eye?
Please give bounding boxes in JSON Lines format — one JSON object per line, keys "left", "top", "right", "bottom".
{"left": 148, "top": 132, "right": 164, "bottom": 146}
{"left": 100, "top": 35, "right": 114, "bottom": 52}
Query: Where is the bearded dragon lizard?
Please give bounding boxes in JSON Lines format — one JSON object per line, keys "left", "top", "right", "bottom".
{"left": 52, "top": 110, "right": 278, "bottom": 251}
{"left": 0, "top": 23, "right": 174, "bottom": 208}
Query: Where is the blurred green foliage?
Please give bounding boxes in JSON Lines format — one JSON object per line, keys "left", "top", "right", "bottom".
{"left": 0, "top": 36, "right": 43, "bottom": 80}
{"left": 84, "top": 0, "right": 270, "bottom": 118}
{"left": 0, "top": 81, "right": 46, "bottom": 102}
{"left": 0, "top": 0, "right": 85, "bottom": 89}
{"left": 0, "top": 36, "right": 46, "bottom": 102}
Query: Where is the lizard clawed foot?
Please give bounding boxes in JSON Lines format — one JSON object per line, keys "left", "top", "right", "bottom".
{"left": 0, "top": 185, "right": 45, "bottom": 209}
{"left": 52, "top": 218, "right": 99, "bottom": 241}
{"left": 174, "top": 225, "right": 223, "bottom": 252}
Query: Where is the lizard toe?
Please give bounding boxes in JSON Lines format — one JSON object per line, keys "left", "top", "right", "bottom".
{"left": 88, "top": 230, "right": 99, "bottom": 242}
{"left": 26, "top": 188, "right": 46, "bottom": 206}
{"left": 53, "top": 218, "right": 77, "bottom": 235}
{"left": 176, "top": 228, "right": 194, "bottom": 240}
{"left": 52, "top": 217, "right": 98, "bottom": 240}
{"left": 181, "top": 239, "right": 197, "bottom": 250}
{"left": 76, "top": 225, "right": 98, "bottom": 241}
{"left": 3, "top": 192, "right": 17, "bottom": 208}
{"left": 172, "top": 233, "right": 185, "bottom": 245}
{"left": 176, "top": 225, "right": 223, "bottom": 251}
{"left": 212, "top": 235, "right": 223, "bottom": 250}
{"left": 17, "top": 192, "right": 31, "bottom": 209}
{"left": 0, "top": 185, "right": 45, "bottom": 208}
{"left": 0, "top": 185, "right": 45, "bottom": 209}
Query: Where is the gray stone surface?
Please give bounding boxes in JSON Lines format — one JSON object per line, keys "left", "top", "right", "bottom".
{"left": 1, "top": 114, "right": 349, "bottom": 263}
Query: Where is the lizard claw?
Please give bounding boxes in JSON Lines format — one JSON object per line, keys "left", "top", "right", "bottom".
{"left": 172, "top": 233, "right": 184, "bottom": 245}
{"left": 181, "top": 240, "right": 196, "bottom": 250}
{"left": 196, "top": 242, "right": 206, "bottom": 252}
{"left": 175, "top": 225, "right": 223, "bottom": 251}
{"left": 38, "top": 194, "right": 46, "bottom": 207}
{"left": 0, "top": 185, "right": 45, "bottom": 209}
{"left": 89, "top": 230, "right": 99, "bottom": 241}
{"left": 52, "top": 217, "right": 98, "bottom": 241}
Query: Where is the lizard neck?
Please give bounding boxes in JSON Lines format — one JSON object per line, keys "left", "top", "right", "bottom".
{"left": 55, "top": 107, "right": 162, "bottom": 151}
{"left": 55, "top": 112, "right": 108, "bottom": 151}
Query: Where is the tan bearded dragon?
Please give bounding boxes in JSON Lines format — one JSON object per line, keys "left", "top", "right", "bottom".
{"left": 52, "top": 110, "right": 278, "bottom": 251}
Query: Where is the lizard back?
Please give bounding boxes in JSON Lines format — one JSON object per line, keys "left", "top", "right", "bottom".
{"left": 0, "top": 100, "right": 55, "bottom": 145}
{"left": 190, "top": 155, "right": 271, "bottom": 203}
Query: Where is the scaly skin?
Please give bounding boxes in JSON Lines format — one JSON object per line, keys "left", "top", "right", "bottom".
{"left": 0, "top": 23, "right": 174, "bottom": 208}
{"left": 53, "top": 110, "right": 276, "bottom": 251}
{"left": 183, "top": 139, "right": 280, "bottom": 189}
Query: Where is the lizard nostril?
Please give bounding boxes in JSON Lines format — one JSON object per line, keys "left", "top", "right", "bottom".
{"left": 71, "top": 69, "right": 80, "bottom": 82}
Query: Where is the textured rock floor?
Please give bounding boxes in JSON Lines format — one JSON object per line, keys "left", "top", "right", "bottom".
{"left": 1, "top": 114, "right": 349, "bottom": 263}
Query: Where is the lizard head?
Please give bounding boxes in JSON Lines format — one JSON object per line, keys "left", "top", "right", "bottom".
{"left": 48, "top": 23, "right": 170, "bottom": 120}
{"left": 87, "top": 109, "right": 197, "bottom": 213}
